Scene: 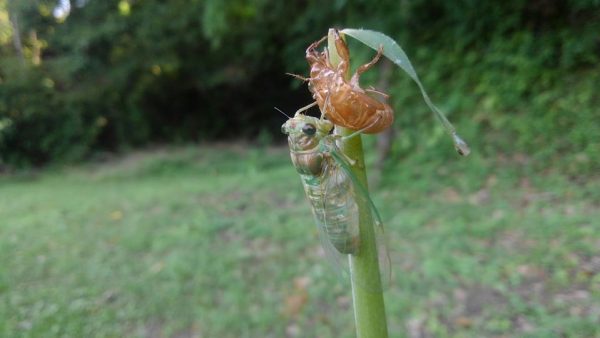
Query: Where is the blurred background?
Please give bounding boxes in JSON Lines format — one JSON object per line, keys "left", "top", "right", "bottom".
{"left": 0, "top": 0, "right": 599, "bottom": 337}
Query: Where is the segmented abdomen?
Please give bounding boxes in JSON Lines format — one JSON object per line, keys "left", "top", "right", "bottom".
{"left": 308, "top": 65, "right": 393, "bottom": 134}
{"left": 299, "top": 167, "right": 359, "bottom": 255}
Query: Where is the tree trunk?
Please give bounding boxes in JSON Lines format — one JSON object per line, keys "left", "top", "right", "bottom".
{"left": 8, "top": 4, "right": 24, "bottom": 63}
{"left": 373, "top": 59, "right": 395, "bottom": 186}
{"left": 30, "top": 29, "right": 41, "bottom": 65}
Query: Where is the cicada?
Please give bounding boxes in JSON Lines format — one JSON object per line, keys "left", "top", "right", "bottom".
{"left": 281, "top": 108, "right": 390, "bottom": 290}
{"left": 291, "top": 29, "right": 394, "bottom": 134}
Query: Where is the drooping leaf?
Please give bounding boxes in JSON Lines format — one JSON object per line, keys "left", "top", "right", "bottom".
{"left": 341, "top": 28, "right": 471, "bottom": 156}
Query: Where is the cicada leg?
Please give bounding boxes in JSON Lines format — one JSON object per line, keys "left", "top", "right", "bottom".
{"left": 307, "top": 35, "right": 327, "bottom": 55}
{"left": 293, "top": 101, "right": 318, "bottom": 116}
{"left": 323, "top": 140, "right": 357, "bottom": 167}
{"left": 366, "top": 86, "right": 390, "bottom": 99}
{"left": 350, "top": 45, "right": 384, "bottom": 87}
{"left": 332, "top": 29, "right": 351, "bottom": 76}
{"left": 340, "top": 114, "right": 384, "bottom": 140}
{"left": 286, "top": 72, "right": 311, "bottom": 82}
{"left": 320, "top": 92, "right": 333, "bottom": 121}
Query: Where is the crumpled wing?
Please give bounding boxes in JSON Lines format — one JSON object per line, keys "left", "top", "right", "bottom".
{"left": 301, "top": 146, "right": 391, "bottom": 292}
{"left": 329, "top": 147, "right": 391, "bottom": 292}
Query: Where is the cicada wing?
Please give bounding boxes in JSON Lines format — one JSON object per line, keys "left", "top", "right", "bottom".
{"left": 348, "top": 178, "right": 392, "bottom": 292}
{"left": 314, "top": 211, "right": 352, "bottom": 287}
{"left": 299, "top": 161, "right": 353, "bottom": 287}
{"left": 329, "top": 148, "right": 392, "bottom": 292}
{"left": 298, "top": 144, "right": 391, "bottom": 292}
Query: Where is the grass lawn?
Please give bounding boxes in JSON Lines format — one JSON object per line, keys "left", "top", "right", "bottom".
{"left": 1, "top": 144, "right": 598, "bottom": 337}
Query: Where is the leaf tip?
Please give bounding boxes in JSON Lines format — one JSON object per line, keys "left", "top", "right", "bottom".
{"left": 452, "top": 133, "right": 471, "bottom": 156}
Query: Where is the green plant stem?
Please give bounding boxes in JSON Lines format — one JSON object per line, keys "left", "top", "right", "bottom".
{"left": 328, "top": 28, "right": 389, "bottom": 338}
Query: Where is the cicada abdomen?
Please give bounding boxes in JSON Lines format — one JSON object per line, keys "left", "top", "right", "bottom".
{"left": 298, "top": 160, "right": 360, "bottom": 255}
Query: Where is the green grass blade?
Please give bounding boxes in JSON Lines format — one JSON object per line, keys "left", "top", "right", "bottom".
{"left": 341, "top": 28, "right": 471, "bottom": 156}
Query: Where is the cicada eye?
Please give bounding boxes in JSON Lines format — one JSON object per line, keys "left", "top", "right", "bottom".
{"left": 302, "top": 123, "right": 316, "bottom": 136}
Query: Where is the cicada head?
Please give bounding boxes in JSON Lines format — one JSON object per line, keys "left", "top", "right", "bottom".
{"left": 281, "top": 114, "right": 333, "bottom": 152}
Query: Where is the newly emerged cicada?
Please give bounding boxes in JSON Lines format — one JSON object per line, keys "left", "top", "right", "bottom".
{"left": 291, "top": 29, "right": 394, "bottom": 134}
{"left": 281, "top": 108, "right": 390, "bottom": 290}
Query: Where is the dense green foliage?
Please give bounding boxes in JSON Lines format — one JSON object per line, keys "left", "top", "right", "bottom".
{"left": 0, "top": 0, "right": 599, "bottom": 171}
{"left": 1, "top": 147, "right": 599, "bottom": 337}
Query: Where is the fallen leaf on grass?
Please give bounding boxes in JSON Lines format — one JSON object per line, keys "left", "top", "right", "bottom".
{"left": 454, "top": 316, "right": 473, "bottom": 328}
{"left": 282, "top": 277, "right": 311, "bottom": 318}
{"left": 110, "top": 210, "right": 123, "bottom": 221}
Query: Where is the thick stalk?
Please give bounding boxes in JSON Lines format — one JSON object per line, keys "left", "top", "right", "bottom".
{"left": 327, "top": 29, "right": 389, "bottom": 338}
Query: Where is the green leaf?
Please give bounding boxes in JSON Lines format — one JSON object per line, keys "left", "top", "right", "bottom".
{"left": 341, "top": 28, "right": 471, "bottom": 156}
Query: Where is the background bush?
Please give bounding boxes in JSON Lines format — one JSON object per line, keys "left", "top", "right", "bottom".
{"left": 0, "top": 0, "right": 598, "bottom": 173}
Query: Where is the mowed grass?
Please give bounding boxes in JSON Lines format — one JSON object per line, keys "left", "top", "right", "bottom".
{"left": 1, "top": 144, "right": 598, "bottom": 338}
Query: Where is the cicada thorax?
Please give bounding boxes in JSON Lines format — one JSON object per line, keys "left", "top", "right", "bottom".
{"left": 289, "top": 149, "right": 323, "bottom": 176}
{"left": 296, "top": 154, "right": 360, "bottom": 255}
